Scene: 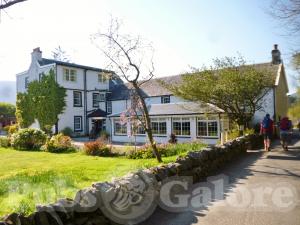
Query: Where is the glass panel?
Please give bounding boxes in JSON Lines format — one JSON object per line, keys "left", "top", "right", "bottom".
{"left": 181, "top": 121, "right": 190, "bottom": 135}
{"left": 173, "top": 122, "right": 181, "bottom": 135}
{"left": 208, "top": 121, "right": 218, "bottom": 137}
{"left": 151, "top": 122, "right": 159, "bottom": 134}
{"left": 159, "top": 122, "right": 167, "bottom": 134}
{"left": 198, "top": 121, "right": 207, "bottom": 136}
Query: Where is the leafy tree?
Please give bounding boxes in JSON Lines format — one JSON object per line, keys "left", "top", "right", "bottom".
{"left": 16, "top": 69, "right": 66, "bottom": 131}
{"left": 0, "top": 102, "right": 15, "bottom": 117}
{"left": 163, "top": 56, "right": 273, "bottom": 133}
{"left": 16, "top": 93, "right": 34, "bottom": 128}
{"left": 92, "top": 18, "right": 162, "bottom": 162}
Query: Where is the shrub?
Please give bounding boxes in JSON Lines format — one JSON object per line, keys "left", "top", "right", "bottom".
{"left": 11, "top": 128, "right": 47, "bottom": 150}
{"left": 127, "top": 142, "right": 205, "bottom": 159}
{"left": 43, "top": 133, "right": 76, "bottom": 153}
{"left": 4, "top": 124, "right": 18, "bottom": 136}
{"left": 83, "top": 140, "right": 112, "bottom": 156}
{"left": 99, "top": 130, "right": 110, "bottom": 141}
{"left": 227, "top": 128, "right": 255, "bottom": 141}
{"left": 61, "top": 127, "right": 73, "bottom": 137}
{"left": 0, "top": 136, "right": 10, "bottom": 148}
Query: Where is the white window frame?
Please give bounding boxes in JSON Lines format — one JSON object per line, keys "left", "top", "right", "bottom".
{"left": 172, "top": 117, "right": 191, "bottom": 136}
{"left": 151, "top": 118, "right": 167, "bottom": 136}
{"left": 25, "top": 77, "right": 29, "bottom": 89}
{"left": 161, "top": 95, "right": 170, "bottom": 104}
{"left": 114, "top": 119, "right": 127, "bottom": 135}
{"left": 73, "top": 91, "right": 82, "bottom": 107}
{"left": 93, "top": 93, "right": 99, "bottom": 108}
{"left": 107, "top": 101, "right": 112, "bottom": 114}
{"left": 197, "top": 118, "right": 219, "bottom": 138}
{"left": 74, "top": 116, "right": 82, "bottom": 131}
{"left": 63, "top": 68, "right": 77, "bottom": 82}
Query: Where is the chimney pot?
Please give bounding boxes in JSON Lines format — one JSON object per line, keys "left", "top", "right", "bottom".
{"left": 271, "top": 44, "right": 281, "bottom": 65}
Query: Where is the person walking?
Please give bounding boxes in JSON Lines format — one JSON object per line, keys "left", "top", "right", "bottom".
{"left": 279, "top": 116, "right": 292, "bottom": 151}
{"left": 260, "top": 114, "right": 274, "bottom": 151}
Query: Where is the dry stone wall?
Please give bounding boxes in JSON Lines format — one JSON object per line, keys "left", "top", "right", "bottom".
{"left": 0, "top": 134, "right": 262, "bottom": 225}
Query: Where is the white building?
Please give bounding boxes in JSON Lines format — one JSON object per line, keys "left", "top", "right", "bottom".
{"left": 16, "top": 46, "right": 289, "bottom": 145}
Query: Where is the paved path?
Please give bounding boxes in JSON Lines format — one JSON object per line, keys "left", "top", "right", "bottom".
{"left": 141, "top": 138, "right": 300, "bottom": 225}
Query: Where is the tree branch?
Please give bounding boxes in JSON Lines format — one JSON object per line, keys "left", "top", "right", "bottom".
{"left": 0, "top": 0, "right": 27, "bottom": 9}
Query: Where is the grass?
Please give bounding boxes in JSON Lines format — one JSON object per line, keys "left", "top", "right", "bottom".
{"left": 0, "top": 147, "right": 177, "bottom": 217}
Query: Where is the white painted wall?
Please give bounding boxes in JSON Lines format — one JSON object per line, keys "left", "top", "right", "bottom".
{"left": 253, "top": 88, "right": 274, "bottom": 125}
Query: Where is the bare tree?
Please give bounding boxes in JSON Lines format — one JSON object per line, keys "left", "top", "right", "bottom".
{"left": 0, "top": 0, "right": 27, "bottom": 10}
{"left": 269, "top": 0, "right": 300, "bottom": 35}
{"left": 91, "top": 19, "right": 162, "bottom": 162}
{"left": 52, "top": 46, "right": 71, "bottom": 62}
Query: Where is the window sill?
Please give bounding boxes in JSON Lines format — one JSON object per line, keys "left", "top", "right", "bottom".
{"left": 114, "top": 134, "right": 127, "bottom": 136}
{"left": 176, "top": 136, "right": 191, "bottom": 138}
{"left": 197, "top": 136, "right": 219, "bottom": 139}
{"left": 74, "top": 105, "right": 83, "bottom": 107}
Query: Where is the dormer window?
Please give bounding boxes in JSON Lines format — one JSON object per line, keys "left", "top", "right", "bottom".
{"left": 161, "top": 95, "right": 170, "bottom": 104}
{"left": 98, "top": 72, "right": 109, "bottom": 83}
{"left": 63, "top": 68, "right": 77, "bottom": 82}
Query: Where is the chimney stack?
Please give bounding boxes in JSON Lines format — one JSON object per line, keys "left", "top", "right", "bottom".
{"left": 271, "top": 44, "right": 282, "bottom": 65}
{"left": 31, "top": 47, "right": 42, "bottom": 62}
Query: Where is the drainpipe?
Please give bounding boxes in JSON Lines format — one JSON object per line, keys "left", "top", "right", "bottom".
{"left": 84, "top": 70, "right": 88, "bottom": 135}
{"left": 55, "top": 64, "right": 59, "bottom": 134}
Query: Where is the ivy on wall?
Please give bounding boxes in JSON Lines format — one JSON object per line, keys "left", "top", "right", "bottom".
{"left": 16, "top": 69, "right": 66, "bottom": 131}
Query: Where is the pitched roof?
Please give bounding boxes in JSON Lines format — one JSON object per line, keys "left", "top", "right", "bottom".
{"left": 109, "top": 102, "right": 224, "bottom": 117}
{"left": 108, "top": 62, "right": 282, "bottom": 101}
{"left": 38, "top": 58, "right": 112, "bottom": 73}
{"left": 87, "top": 108, "right": 107, "bottom": 118}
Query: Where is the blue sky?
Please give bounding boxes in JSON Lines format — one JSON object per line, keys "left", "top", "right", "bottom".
{"left": 0, "top": 0, "right": 297, "bottom": 91}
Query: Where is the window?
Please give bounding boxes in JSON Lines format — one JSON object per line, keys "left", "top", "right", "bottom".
{"left": 25, "top": 77, "right": 29, "bottom": 89}
{"left": 63, "top": 68, "right": 77, "bottom": 82}
{"left": 114, "top": 119, "right": 127, "bottom": 135}
{"left": 98, "top": 73, "right": 108, "bottom": 83}
{"left": 107, "top": 101, "right": 112, "bottom": 114}
{"left": 39, "top": 73, "right": 45, "bottom": 82}
{"left": 99, "top": 93, "right": 105, "bottom": 101}
{"left": 172, "top": 118, "right": 190, "bottom": 136}
{"left": 73, "top": 91, "right": 82, "bottom": 107}
{"left": 93, "top": 93, "right": 105, "bottom": 107}
{"left": 151, "top": 118, "right": 167, "bottom": 135}
{"left": 197, "top": 118, "right": 218, "bottom": 137}
{"left": 74, "top": 116, "right": 82, "bottom": 131}
{"left": 93, "top": 93, "right": 99, "bottom": 108}
{"left": 136, "top": 125, "right": 145, "bottom": 135}
{"left": 161, "top": 95, "right": 170, "bottom": 104}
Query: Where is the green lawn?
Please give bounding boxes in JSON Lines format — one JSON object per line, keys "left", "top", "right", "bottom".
{"left": 0, "top": 147, "right": 176, "bottom": 216}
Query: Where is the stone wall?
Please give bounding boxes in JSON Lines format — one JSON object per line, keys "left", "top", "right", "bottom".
{"left": 0, "top": 134, "right": 262, "bottom": 225}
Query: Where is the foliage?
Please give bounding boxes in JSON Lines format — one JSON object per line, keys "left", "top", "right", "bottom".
{"left": 16, "top": 93, "right": 35, "bottom": 128}
{"left": 162, "top": 56, "right": 273, "bottom": 127}
{"left": 11, "top": 128, "right": 47, "bottom": 150}
{"left": 61, "top": 127, "right": 73, "bottom": 137}
{"left": 83, "top": 140, "right": 112, "bottom": 156}
{"left": 127, "top": 142, "right": 206, "bottom": 159}
{"left": 16, "top": 69, "right": 67, "bottom": 131}
{"left": 0, "top": 102, "right": 15, "bottom": 117}
{"left": 42, "top": 133, "right": 76, "bottom": 153}
{"left": 227, "top": 128, "right": 255, "bottom": 141}
{"left": 0, "top": 137, "right": 10, "bottom": 148}
{"left": 4, "top": 124, "right": 18, "bottom": 136}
